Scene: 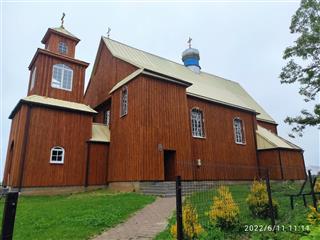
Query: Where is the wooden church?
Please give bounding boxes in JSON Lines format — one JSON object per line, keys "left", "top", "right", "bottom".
{"left": 3, "top": 20, "right": 306, "bottom": 192}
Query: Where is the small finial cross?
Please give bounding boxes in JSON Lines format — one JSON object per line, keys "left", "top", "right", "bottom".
{"left": 107, "top": 27, "right": 111, "bottom": 38}
{"left": 187, "top": 37, "right": 192, "bottom": 48}
{"left": 61, "top": 12, "right": 66, "bottom": 28}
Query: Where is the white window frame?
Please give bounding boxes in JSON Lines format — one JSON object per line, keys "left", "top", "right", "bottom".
{"left": 233, "top": 117, "right": 246, "bottom": 145}
{"left": 58, "top": 42, "right": 68, "bottom": 54}
{"left": 104, "top": 110, "right": 110, "bottom": 126}
{"left": 30, "top": 67, "right": 37, "bottom": 90}
{"left": 51, "top": 64, "right": 73, "bottom": 91}
{"left": 50, "top": 146, "right": 65, "bottom": 164}
{"left": 191, "top": 108, "right": 205, "bottom": 138}
{"left": 120, "top": 86, "right": 128, "bottom": 117}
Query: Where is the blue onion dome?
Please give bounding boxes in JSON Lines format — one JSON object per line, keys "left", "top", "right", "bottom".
{"left": 182, "top": 40, "right": 201, "bottom": 73}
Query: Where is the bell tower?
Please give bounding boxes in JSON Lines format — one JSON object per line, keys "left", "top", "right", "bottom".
{"left": 27, "top": 13, "right": 89, "bottom": 103}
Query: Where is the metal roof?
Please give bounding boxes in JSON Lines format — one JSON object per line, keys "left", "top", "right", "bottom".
{"left": 9, "top": 95, "right": 96, "bottom": 118}
{"left": 90, "top": 123, "right": 110, "bottom": 143}
{"left": 103, "top": 37, "right": 275, "bottom": 123}
{"left": 256, "top": 125, "right": 301, "bottom": 150}
{"left": 52, "top": 27, "right": 78, "bottom": 39}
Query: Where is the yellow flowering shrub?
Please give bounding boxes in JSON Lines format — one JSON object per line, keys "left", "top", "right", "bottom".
{"left": 207, "top": 185, "right": 240, "bottom": 229}
{"left": 246, "top": 180, "right": 279, "bottom": 219}
{"left": 307, "top": 203, "right": 320, "bottom": 225}
{"left": 170, "top": 201, "right": 204, "bottom": 240}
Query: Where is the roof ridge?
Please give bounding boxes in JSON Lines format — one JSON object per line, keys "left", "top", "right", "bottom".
{"left": 103, "top": 37, "right": 240, "bottom": 85}
{"left": 103, "top": 36, "right": 187, "bottom": 67}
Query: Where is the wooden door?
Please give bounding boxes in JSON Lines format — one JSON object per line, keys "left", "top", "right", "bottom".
{"left": 164, "top": 150, "right": 176, "bottom": 181}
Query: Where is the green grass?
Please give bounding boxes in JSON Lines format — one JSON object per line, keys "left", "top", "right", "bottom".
{"left": 155, "top": 181, "right": 313, "bottom": 240}
{"left": 0, "top": 189, "right": 155, "bottom": 240}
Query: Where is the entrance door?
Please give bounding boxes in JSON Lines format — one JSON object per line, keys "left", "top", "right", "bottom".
{"left": 164, "top": 150, "right": 176, "bottom": 181}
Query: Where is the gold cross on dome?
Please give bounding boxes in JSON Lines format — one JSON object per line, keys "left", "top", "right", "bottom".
{"left": 61, "top": 13, "right": 66, "bottom": 28}
{"left": 187, "top": 37, "right": 192, "bottom": 48}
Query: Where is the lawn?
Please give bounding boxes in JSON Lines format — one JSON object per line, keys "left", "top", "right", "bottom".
{"left": 0, "top": 189, "right": 155, "bottom": 240}
{"left": 155, "top": 181, "right": 314, "bottom": 240}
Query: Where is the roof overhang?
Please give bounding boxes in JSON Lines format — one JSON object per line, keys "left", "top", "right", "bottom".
{"left": 109, "top": 68, "right": 192, "bottom": 94}
{"left": 186, "top": 92, "right": 257, "bottom": 114}
{"left": 256, "top": 125, "right": 302, "bottom": 151}
{"left": 89, "top": 123, "right": 110, "bottom": 143}
{"left": 29, "top": 48, "right": 89, "bottom": 70}
{"left": 9, "top": 95, "right": 97, "bottom": 119}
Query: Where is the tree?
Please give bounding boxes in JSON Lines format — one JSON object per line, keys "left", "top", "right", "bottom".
{"left": 280, "top": 0, "right": 320, "bottom": 137}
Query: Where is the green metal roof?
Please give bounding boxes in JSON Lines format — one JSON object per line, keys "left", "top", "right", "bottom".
{"left": 52, "top": 27, "right": 78, "bottom": 39}
{"left": 103, "top": 37, "right": 276, "bottom": 123}
{"left": 256, "top": 125, "right": 301, "bottom": 150}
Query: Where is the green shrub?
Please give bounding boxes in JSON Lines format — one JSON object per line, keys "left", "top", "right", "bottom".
{"left": 246, "top": 180, "right": 279, "bottom": 219}
{"left": 300, "top": 226, "right": 320, "bottom": 240}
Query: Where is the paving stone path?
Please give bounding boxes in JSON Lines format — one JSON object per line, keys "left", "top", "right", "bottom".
{"left": 93, "top": 197, "right": 176, "bottom": 240}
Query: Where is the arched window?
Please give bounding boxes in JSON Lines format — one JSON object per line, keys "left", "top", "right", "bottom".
{"left": 233, "top": 117, "right": 246, "bottom": 144}
{"left": 51, "top": 64, "right": 73, "bottom": 91}
{"left": 191, "top": 108, "right": 205, "bottom": 138}
{"left": 58, "top": 42, "right": 68, "bottom": 54}
{"left": 30, "top": 67, "right": 37, "bottom": 90}
{"left": 50, "top": 146, "right": 65, "bottom": 164}
{"left": 120, "top": 86, "right": 128, "bottom": 117}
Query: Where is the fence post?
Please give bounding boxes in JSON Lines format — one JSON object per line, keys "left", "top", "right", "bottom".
{"left": 265, "top": 170, "right": 276, "bottom": 231}
{"left": 1, "top": 191, "right": 19, "bottom": 240}
{"left": 308, "top": 170, "right": 318, "bottom": 211}
{"left": 176, "top": 176, "right": 183, "bottom": 240}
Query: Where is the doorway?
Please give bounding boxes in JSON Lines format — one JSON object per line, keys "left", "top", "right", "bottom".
{"left": 164, "top": 150, "right": 176, "bottom": 181}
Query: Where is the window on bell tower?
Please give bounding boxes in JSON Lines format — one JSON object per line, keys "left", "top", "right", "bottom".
{"left": 58, "top": 42, "right": 68, "bottom": 54}
{"left": 51, "top": 64, "right": 73, "bottom": 91}
{"left": 30, "top": 67, "right": 37, "bottom": 90}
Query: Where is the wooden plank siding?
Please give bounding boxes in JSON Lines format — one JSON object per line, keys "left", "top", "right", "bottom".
{"left": 258, "top": 150, "right": 283, "bottom": 180}
{"left": 84, "top": 41, "right": 138, "bottom": 108}
{"left": 87, "top": 143, "right": 109, "bottom": 185}
{"left": 28, "top": 53, "right": 87, "bottom": 103}
{"left": 258, "top": 149, "right": 306, "bottom": 180}
{"left": 280, "top": 150, "right": 306, "bottom": 180}
{"left": 257, "top": 120, "right": 278, "bottom": 134}
{"left": 3, "top": 105, "right": 29, "bottom": 187}
{"left": 20, "top": 106, "right": 92, "bottom": 187}
{"left": 44, "top": 34, "right": 77, "bottom": 58}
{"left": 108, "top": 75, "right": 193, "bottom": 181}
{"left": 187, "top": 96, "right": 259, "bottom": 180}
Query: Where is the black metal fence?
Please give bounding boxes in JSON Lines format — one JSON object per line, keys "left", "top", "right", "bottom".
{"left": 173, "top": 163, "right": 319, "bottom": 240}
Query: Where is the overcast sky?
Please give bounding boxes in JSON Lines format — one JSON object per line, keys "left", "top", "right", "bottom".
{"left": 1, "top": 1, "right": 319, "bottom": 179}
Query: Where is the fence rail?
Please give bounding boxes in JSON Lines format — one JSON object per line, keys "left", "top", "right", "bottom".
{"left": 172, "top": 163, "right": 319, "bottom": 240}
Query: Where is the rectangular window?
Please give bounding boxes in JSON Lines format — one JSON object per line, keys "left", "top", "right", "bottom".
{"left": 120, "top": 86, "right": 128, "bottom": 117}
{"left": 58, "top": 42, "right": 68, "bottom": 54}
{"left": 51, "top": 64, "right": 73, "bottom": 91}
